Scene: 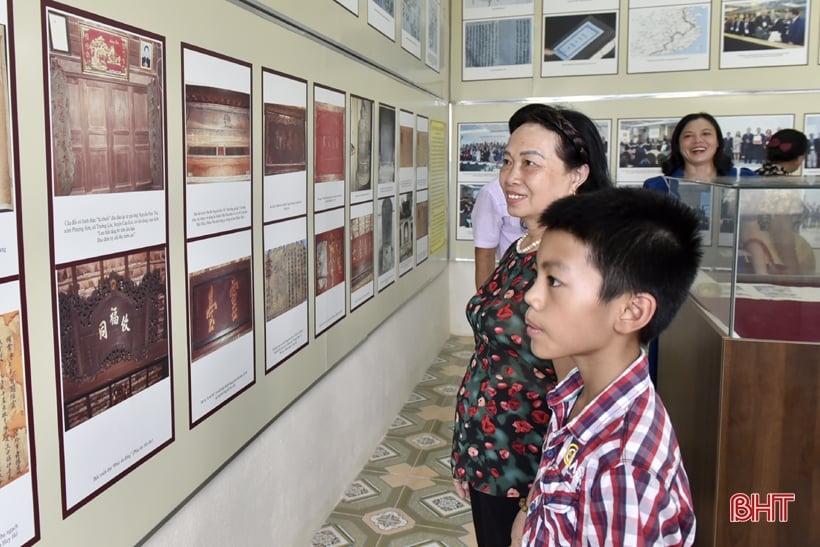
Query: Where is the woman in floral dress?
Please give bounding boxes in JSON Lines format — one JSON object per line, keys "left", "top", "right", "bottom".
{"left": 451, "top": 104, "right": 613, "bottom": 546}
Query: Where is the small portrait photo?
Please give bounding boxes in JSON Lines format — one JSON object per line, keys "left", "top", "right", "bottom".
{"left": 140, "top": 41, "right": 153, "bottom": 69}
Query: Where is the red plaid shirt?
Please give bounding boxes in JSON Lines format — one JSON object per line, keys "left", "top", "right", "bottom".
{"left": 522, "top": 351, "right": 695, "bottom": 546}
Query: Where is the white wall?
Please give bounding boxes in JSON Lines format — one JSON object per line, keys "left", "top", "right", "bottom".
{"left": 449, "top": 260, "right": 474, "bottom": 337}
{"left": 141, "top": 270, "right": 450, "bottom": 546}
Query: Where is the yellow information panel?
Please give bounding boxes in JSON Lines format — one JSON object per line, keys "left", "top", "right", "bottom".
{"left": 428, "top": 119, "right": 447, "bottom": 255}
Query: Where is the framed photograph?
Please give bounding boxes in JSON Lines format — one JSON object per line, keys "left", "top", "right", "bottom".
{"left": 48, "top": 11, "right": 69, "bottom": 52}
{"left": 80, "top": 26, "right": 129, "bottom": 79}
{"left": 398, "top": 191, "right": 415, "bottom": 275}
{"left": 720, "top": 0, "right": 808, "bottom": 69}
{"left": 401, "top": 0, "right": 422, "bottom": 58}
{"left": 802, "top": 114, "right": 820, "bottom": 174}
{"left": 458, "top": 122, "right": 507, "bottom": 181}
{"left": 426, "top": 0, "right": 441, "bottom": 71}
{"left": 457, "top": 181, "right": 485, "bottom": 240}
{"left": 139, "top": 40, "right": 153, "bottom": 69}
{"left": 376, "top": 195, "right": 397, "bottom": 291}
{"left": 463, "top": 0, "right": 534, "bottom": 21}
{"left": 616, "top": 117, "right": 680, "bottom": 183}
{"left": 349, "top": 95, "right": 374, "bottom": 204}
{"left": 335, "top": 0, "right": 359, "bottom": 15}
{"left": 262, "top": 69, "right": 308, "bottom": 222}
{"left": 543, "top": 12, "right": 618, "bottom": 77}
{"left": 593, "top": 118, "right": 612, "bottom": 167}
{"left": 463, "top": 16, "right": 533, "bottom": 80}
{"left": 627, "top": 1, "right": 710, "bottom": 74}
{"left": 369, "top": 0, "right": 396, "bottom": 40}
{"left": 715, "top": 114, "right": 795, "bottom": 171}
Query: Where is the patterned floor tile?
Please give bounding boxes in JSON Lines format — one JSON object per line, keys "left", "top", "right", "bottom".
{"left": 404, "top": 391, "right": 429, "bottom": 405}
{"left": 394, "top": 479, "right": 473, "bottom": 531}
{"left": 316, "top": 336, "right": 482, "bottom": 546}
{"left": 405, "top": 432, "right": 447, "bottom": 451}
{"left": 363, "top": 508, "right": 416, "bottom": 536}
{"left": 413, "top": 404, "right": 457, "bottom": 423}
{"left": 413, "top": 444, "right": 455, "bottom": 481}
{"left": 364, "top": 440, "right": 416, "bottom": 474}
{"left": 312, "top": 513, "right": 377, "bottom": 546}
{"left": 332, "top": 471, "right": 404, "bottom": 515}
{"left": 387, "top": 413, "right": 427, "bottom": 436}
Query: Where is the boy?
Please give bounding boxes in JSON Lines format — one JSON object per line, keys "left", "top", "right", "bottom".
{"left": 515, "top": 187, "right": 699, "bottom": 546}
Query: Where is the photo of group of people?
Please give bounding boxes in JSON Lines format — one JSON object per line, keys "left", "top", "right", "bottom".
{"left": 720, "top": 0, "right": 808, "bottom": 68}
{"left": 723, "top": 2, "right": 805, "bottom": 48}
{"left": 458, "top": 122, "right": 507, "bottom": 177}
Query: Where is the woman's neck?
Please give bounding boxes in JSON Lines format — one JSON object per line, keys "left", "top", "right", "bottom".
{"left": 683, "top": 163, "right": 718, "bottom": 181}
{"left": 522, "top": 219, "right": 546, "bottom": 240}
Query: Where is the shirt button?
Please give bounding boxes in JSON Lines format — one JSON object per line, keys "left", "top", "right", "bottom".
{"left": 545, "top": 449, "right": 554, "bottom": 458}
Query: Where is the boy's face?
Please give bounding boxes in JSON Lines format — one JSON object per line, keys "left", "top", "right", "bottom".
{"left": 524, "top": 230, "right": 626, "bottom": 361}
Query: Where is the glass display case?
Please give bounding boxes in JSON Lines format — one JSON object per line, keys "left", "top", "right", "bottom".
{"left": 666, "top": 175, "right": 820, "bottom": 342}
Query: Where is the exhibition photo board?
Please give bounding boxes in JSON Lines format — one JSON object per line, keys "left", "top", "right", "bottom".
{"left": 262, "top": 68, "right": 309, "bottom": 372}
{"left": 543, "top": 1, "right": 618, "bottom": 77}
{"left": 377, "top": 102, "right": 397, "bottom": 198}
{"left": 415, "top": 188, "right": 429, "bottom": 264}
{"left": 401, "top": 0, "right": 422, "bottom": 59}
{"left": 262, "top": 69, "right": 308, "bottom": 222}
{"left": 349, "top": 94, "right": 374, "bottom": 205}
{"left": 263, "top": 217, "right": 309, "bottom": 372}
{"left": 314, "top": 207, "right": 346, "bottom": 336}
{"left": 43, "top": 1, "right": 173, "bottom": 516}
{"left": 369, "top": 0, "right": 396, "bottom": 41}
{"left": 349, "top": 201, "right": 375, "bottom": 310}
{"left": 314, "top": 84, "right": 346, "bottom": 212}
{"left": 181, "top": 43, "right": 255, "bottom": 427}
{"left": 0, "top": 2, "right": 37, "bottom": 544}
{"left": 398, "top": 190, "right": 415, "bottom": 276}
{"left": 627, "top": 0, "right": 709, "bottom": 74}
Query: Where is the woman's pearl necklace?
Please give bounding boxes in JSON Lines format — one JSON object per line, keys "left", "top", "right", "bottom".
{"left": 516, "top": 234, "right": 541, "bottom": 254}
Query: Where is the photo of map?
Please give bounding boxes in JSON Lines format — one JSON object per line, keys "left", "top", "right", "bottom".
{"left": 628, "top": 3, "right": 710, "bottom": 73}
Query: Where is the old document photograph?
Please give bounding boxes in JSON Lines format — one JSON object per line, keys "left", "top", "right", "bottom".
{"left": 463, "top": 16, "right": 533, "bottom": 80}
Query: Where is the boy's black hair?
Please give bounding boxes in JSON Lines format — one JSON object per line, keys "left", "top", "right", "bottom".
{"left": 539, "top": 187, "right": 703, "bottom": 344}
{"left": 508, "top": 103, "right": 612, "bottom": 194}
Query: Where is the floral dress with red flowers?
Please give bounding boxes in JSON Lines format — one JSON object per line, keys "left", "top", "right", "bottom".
{"left": 451, "top": 243, "right": 557, "bottom": 498}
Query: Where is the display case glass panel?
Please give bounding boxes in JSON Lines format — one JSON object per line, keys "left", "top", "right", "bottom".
{"left": 666, "top": 175, "right": 820, "bottom": 342}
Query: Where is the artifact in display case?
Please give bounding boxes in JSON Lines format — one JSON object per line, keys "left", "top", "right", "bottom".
{"left": 668, "top": 175, "right": 820, "bottom": 342}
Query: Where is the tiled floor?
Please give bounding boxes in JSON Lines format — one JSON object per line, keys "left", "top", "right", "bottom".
{"left": 311, "top": 336, "right": 478, "bottom": 547}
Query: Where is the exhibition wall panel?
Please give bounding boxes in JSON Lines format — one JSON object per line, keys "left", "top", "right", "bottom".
{"left": 450, "top": 95, "right": 820, "bottom": 263}
{"left": 245, "top": 0, "right": 449, "bottom": 97}
{"left": 451, "top": 0, "right": 820, "bottom": 100}
{"left": 8, "top": 0, "right": 449, "bottom": 545}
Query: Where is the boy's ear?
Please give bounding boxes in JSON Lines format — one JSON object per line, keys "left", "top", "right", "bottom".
{"left": 615, "top": 292, "right": 656, "bottom": 335}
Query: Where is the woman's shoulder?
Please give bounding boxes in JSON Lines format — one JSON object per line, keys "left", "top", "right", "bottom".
{"left": 642, "top": 174, "right": 670, "bottom": 193}
{"left": 731, "top": 166, "right": 759, "bottom": 177}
